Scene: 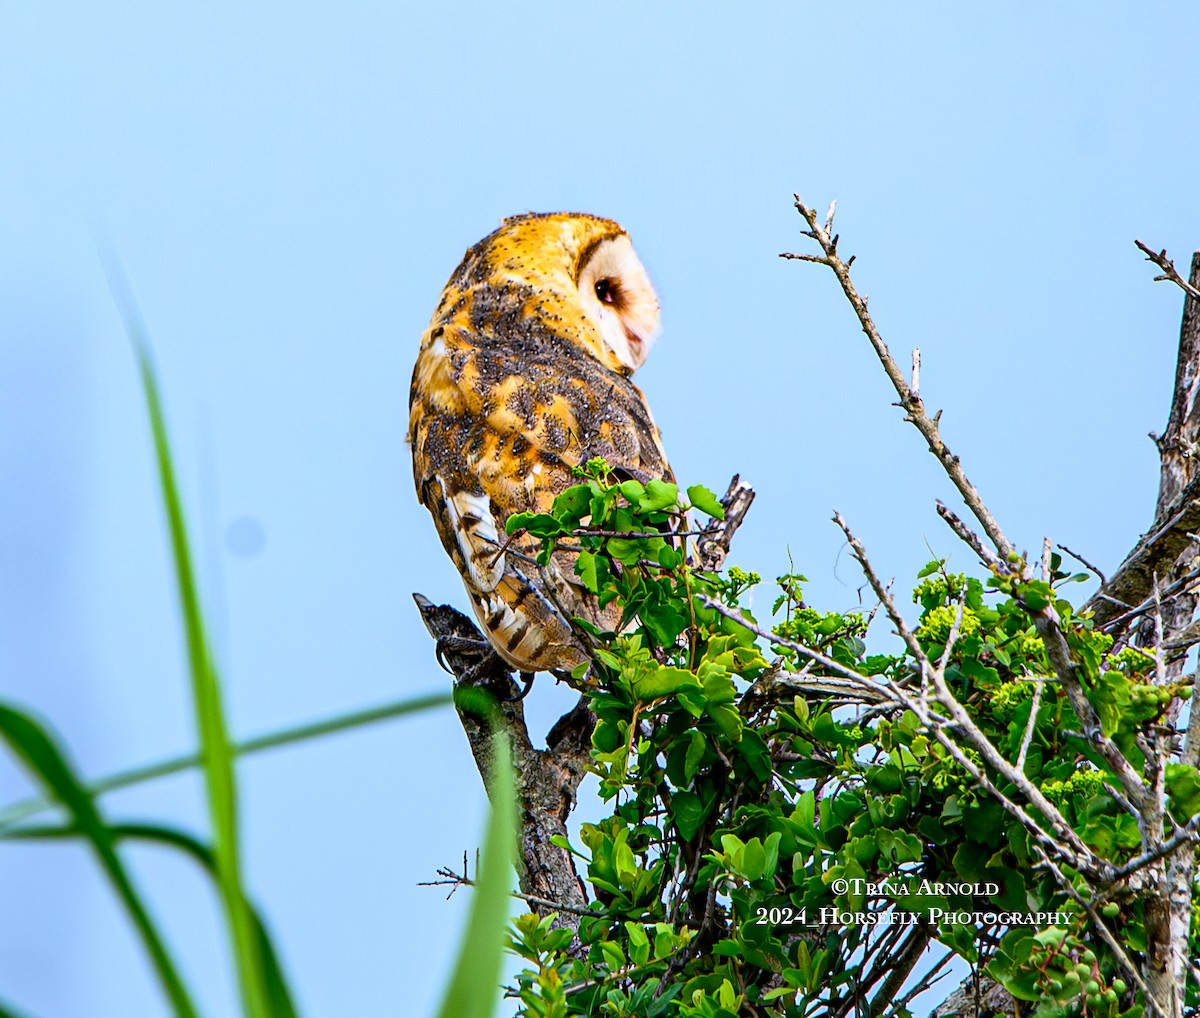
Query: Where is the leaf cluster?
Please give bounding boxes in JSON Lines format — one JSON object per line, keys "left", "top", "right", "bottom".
{"left": 506, "top": 474, "right": 1200, "bottom": 1018}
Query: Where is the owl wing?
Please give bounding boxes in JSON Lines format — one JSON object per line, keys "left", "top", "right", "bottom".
{"left": 409, "top": 328, "right": 671, "bottom": 674}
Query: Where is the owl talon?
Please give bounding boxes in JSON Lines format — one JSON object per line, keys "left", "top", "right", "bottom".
{"left": 435, "top": 634, "right": 494, "bottom": 675}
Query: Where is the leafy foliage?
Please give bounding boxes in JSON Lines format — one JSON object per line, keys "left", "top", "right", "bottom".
{"left": 503, "top": 468, "right": 1200, "bottom": 1018}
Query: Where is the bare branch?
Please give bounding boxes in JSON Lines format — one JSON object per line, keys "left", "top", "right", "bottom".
{"left": 1135, "top": 241, "right": 1200, "bottom": 303}
{"left": 935, "top": 501, "right": 1005, "bottom": 572}
{"left": 695, "top": 474, "right": 756, "bottom": 571}
{"left": 1057, "top": 543, "right": 1108, "bottom": 586}
{"left": 1089, "top": 249, "right": 1200, "bottom": 639}
{"left": 1109, "top": 815, "right": 1200, "bottom": 881}
{"left": 413, "top": 593, "right": 590, "bottom": 927}
{"left": 1101, "top": 565, "right": 1200, "bottom": 633}
{"left": 787, "top": 195, "right": 1016, "bottom": 560}
{"left": 1085, "top": 472, "right": 1200, "bottom": 629}
{"left": 1015, "top": 678, "right": 1044, "bottom": 774}
{"left": 833, "top": 513, "right": 1101, "bottom": 872}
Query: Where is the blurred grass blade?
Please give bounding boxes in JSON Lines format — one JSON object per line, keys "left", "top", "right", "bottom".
{"left": 7, "top": 822, "right": 298, "bottom": 1018}
{"left": 0, "top": 691, "right": 453, "bottom": 833}
{"left": 435, "top": 720, "right": 515, "bottom": 1018}
{"left": 126, "top": 309, "right": 270, "bottom": 1017}
{"left": 0, "top": 997, "right": 35, "bottom": 1018}
{"left": 0, "top": 703, "right": 200, "bottom": 1017}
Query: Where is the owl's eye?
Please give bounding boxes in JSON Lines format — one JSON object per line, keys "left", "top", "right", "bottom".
{"left": 594, "top": 278, "right": 618, "bottom": 305}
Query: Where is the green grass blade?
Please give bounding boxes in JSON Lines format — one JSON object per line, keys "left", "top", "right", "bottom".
{"left": 0, "top": 691, "right": 452, "bottom": 832}
{"left": 0, "top": 703, "right": 200, "bottom": 1017}
{"left": 132, "top": 338, "right": 269, "bottom": 1017}
{"left": 7, "top": 822, "right": 298, "bottom": 1018}
{"left": 435, "top": 720, "right": 516, "bottom": 1018}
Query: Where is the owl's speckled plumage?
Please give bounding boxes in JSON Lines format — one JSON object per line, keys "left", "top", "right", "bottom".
{"left": 408, "top": 212, "right": 673, "bottom": 675}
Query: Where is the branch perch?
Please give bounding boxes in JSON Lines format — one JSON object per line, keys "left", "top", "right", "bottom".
{"left": 412, "top": 593, "right": 591, "bottom": 927}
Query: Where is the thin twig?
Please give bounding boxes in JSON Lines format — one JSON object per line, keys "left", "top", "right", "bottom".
{"left": 1057, "top": 543, "right": 1108, "bottom": 586}
{"left": 420, "top": 861, "right": 595, "bottom": 915}
{"left": 785, "top": 196, "right": 1016, "bottom": 560}
{"left": 1015, "top": 679, "right": 1044, "bottom": 774}
{"left": 1135, "top": 240, "right": 1200, "bottom": 303}
{"left": 1108, "top": 816, "right": 1200, "bottom": 881}
{"left": 833, "top": 512, "right": 1100, "bottom": 871}
{"left": 935, "top": 501, "right": 1005, "bottom": 572}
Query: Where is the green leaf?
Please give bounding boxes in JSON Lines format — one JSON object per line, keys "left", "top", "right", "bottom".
{"left": 658, "top": 545, "right": 682, "bottom": 570}
{"left": 741, "top": 838, "right": 767, "bottom": 881}
{"left": 1092, "top": 671, "right": 1131, "bottom": 738}
{"left": 684, "top": 731, "right": 707, "bottom": 784}
{"left": 685, "top": 662, "right": 742, "bottom": 742}
{"left": 9, "top": 821, "right": 299, "bottom": 1017}
{"left": 632, "top": 665, "right": 702, "bottom": 701}
{"left": 576, "top": 551, "right": 600, "bottom": 593}
{"left": 1020, "top": 581, "right": 1051, "bottom": 612}
{"left": 505, "top": 511, "right": 563, "bottom": 538}
{"left": 1167, "top": 763, "right": 1200, "bottom": 820}
{"left": 135, "top": 335, "right": 271, "bottom": 1017}
{"left": 638, "top": 479, "right": 678, "bottom": 513}
{"left": 618, "top": 479, "right": 646, "bottom": 502}
{"left": 0, "top": 702, "right": 199, "bottom": 1018}
{"left": 606, "top": 537, "right": 644, "bottom": 566}
{"left": 551, "top": 485, "right": 592, "bottom": 527}
{"left": 625, "top": 922, "right": 651, "bottom": 966}
{"left": 672, "top": 790, "right": 707, "bottom": 840}
{"left": 599, "top": 941, "right": 626, "bottom": 971}
{"left": 437, "top": 728, "right": 516, "bottom": 1018}
{"left": 686, "top": 484, "right": 725, "bottom": 520}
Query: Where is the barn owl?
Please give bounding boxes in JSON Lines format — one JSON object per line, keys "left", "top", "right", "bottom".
{"left": 408, "top": 212, "right": 673, "bottom": 688}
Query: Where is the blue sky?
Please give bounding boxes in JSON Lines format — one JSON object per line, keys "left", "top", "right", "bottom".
{"left": 1, "top": 4, "right": 1198, "bottom": 1015}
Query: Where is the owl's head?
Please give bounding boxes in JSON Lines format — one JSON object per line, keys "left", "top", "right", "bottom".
{"left": 458, "top": 212, "right": 662, "bottom": 375}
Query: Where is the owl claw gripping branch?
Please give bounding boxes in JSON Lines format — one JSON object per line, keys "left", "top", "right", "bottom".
{"left": 408, "top": 212, "right": 674, "bottom": 694}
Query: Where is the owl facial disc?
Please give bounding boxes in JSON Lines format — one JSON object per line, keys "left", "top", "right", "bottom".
{"left": 576, "top": 234, "right": 661, "bottom": 373}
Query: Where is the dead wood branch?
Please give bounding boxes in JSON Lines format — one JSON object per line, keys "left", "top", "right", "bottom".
{"left": 696, "top": 474, "right": 756, "bottom": 571}
{"left": 413, "top": 593, "right": 591, "bottom": 927}
{"left": 1087, "top": 250, "right": 1200, "bottom": 636}
{"left": 784, "top": 196, "right": 1016, "bottom": 561}
{"left": 1136, "top": 241, "right": 1200, "bottom": 303}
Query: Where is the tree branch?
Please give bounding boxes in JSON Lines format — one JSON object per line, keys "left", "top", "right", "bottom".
{"left": 696, "top": 474, "right": 756, "bottom": 571}
{"left": 785, "top": 196, "right": 1016, "bottom": 560}
{"left": 412, "top": 593, "right": 591, "bottom": 928}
